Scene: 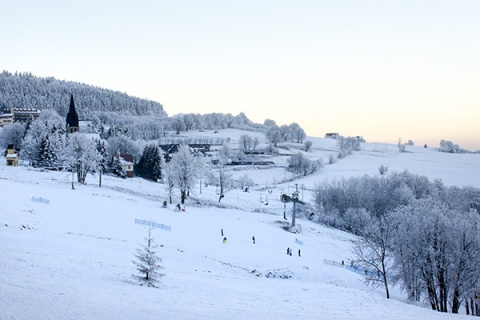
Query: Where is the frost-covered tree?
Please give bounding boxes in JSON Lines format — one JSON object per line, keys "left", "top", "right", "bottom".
{"left": 390, "top": 198, "right": 473, "bottom": 313}
{"left": 287, "top": 152, "right": 322, "bottom": 177}
{"left": 95, "top": 139, "right": 108, "bottom": 170}
{"left": 304, "top": 140, "right": 313, "bottom": 152}
{"left": 289, "top": 122, "right": 306, "bottom": 143}
{"left": 62, "top": 133, "right": 101, "bottom": 184}
{"left": 237, "top": 174, "right": 254, "bottom": 191}
{"left": 338, "top": 136, "right": 363, "bottom": 152}
{"left": 352, "top": 214, "right": 395, "bottom": 299}
{"left": 37, "top": 138, "right": 58, "bottom": 168}
{"left": 106, "top": 134, "right": 140, "bottom": 159}
{"left": 0, "top": 122, "right": 25, "bottom": 150}
{"left": 210, "top": 153, "right": 233, "bottom": 202}
{"left": 263, "top": 119, "right": 277, "bottom": 127}
{"left": 252, "top": 137, "right": 259, "bottom": 150}
{"left": 132, "top": 226, "right": 164, "bottom": 288}
{"left": 169, "top": 145, "right": 200, "bottom": 204}
{"left": 448, "top": 209, "right": 480, "bottom": 313}
{"left": 265, "top": 125, "right": 282, "bottom": 147}
{"left": 162, "top": 160, "right": 176, "bottom": 204}
{"left": 217, "top": 143, "right": 232, "bottom": 162}
{"left": 110, "top": 153, "right": 127, "bottom": 178}
{"left": 238, "top": 134, "right": 253, "bottom": 152}
{"left": 439, "top": 139, "right": 467, "bottom": 153}
{"left": 171, "top": 116, "right": 186, "bottom": 134}
{"left": 21, "top": 118, "right": 64, "bottom": 167}
{"left": 95, "top": 139, "right": 108, "bottom": 186}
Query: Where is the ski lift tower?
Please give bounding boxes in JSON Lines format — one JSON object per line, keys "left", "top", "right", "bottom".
{"left": 290, "top": 187, "right": 300, "bottom": 233}
{"left": 281, "top": 184, "right": 304, "bottom": 233}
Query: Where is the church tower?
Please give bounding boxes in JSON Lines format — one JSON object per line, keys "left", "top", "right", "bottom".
{"left": 66, "top": 94, "right": 79, "bottom": 134}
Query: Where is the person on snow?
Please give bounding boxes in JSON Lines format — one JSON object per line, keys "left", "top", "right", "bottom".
{"left": 252, "top": 236, "right": 255, "bottom": 244}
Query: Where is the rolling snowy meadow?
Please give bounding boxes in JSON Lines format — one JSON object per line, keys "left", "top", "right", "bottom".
{"left": 2, "top": 129, "right": 480, "bottom": 320}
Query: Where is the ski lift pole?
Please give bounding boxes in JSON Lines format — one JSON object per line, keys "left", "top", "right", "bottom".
{"left": 291, "top": 185, "right": 299, "bottom": 233}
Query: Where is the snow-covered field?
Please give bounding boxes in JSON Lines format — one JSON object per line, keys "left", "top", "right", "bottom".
{"left": 1, "top": 130, "right": 478, "bottom": 320}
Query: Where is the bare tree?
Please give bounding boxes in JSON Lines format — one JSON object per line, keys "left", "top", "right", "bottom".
{"left": 212, "top": 156, "right": 233, "bottom": 202}
{"left": 352, "top": 215, "right": 395, "bottom": 299}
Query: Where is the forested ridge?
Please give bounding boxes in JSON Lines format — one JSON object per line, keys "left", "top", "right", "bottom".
{"left": 0, "top": 71, "right": 167, "bottom": 118}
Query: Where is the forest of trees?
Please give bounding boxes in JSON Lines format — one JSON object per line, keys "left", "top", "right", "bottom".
{"left": 0, "top": 71, "right": 167, "bottom": 117}
{"left": 313, "top": 172, "right": 480, "bottom": 314}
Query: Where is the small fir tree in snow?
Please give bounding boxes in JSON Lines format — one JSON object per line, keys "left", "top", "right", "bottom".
{"left": 38, "top": 138, "right": 57, "bottom": 168}
{"left": 110, "top": 153, "right": 127, "bottom": 178}
{"left": 132, "top": 226, "right": 164, "bottom": 287}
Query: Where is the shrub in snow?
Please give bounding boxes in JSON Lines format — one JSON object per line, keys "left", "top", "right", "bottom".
{"left": 439, "top": 139, "right": 468, "bottom": 153}
{"left": 328, "top": 154, "right": 337, "bottom": 164}
{"left": 379, "top": 165, "right": 388, "bottom": 175}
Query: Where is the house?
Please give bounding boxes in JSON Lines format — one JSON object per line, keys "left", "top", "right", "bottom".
{"left": 120, "top": 154, "right": 134, "bottom": 178}
{"left": 11, "top": 108, "right": 40, "bottom": 123}
{"left": 0, "top": 113, "right": 13, "bottom": 127}
{"left": 6, "top": 144, "right": 18, "bottom": 166}
{"left": 325, "top": 132, "right": 340, "bottom": 139}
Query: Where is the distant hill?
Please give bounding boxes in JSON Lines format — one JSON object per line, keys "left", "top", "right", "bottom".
{"left": 0, "top": 71, "right": 167, "bottom": 118}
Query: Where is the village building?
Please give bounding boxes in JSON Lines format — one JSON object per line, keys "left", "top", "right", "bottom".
{"left": 12, "top": 108, "right": 41, "bottom": 123}
{"left": 325, "top": 132, "right": 340, "bottom": 139}
{"left": 0, "top": 113, "right": 13, "bottom": 127}
{"left": 5, "top": 144, "right": 19, "bottom": 166}
{"left": 66, "top": 94, "right": 80, "bottom": 134}
{"left": 120, "top": 154, "right": 134, "bottom": 178}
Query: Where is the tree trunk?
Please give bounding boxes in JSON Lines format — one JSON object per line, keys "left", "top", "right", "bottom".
{"left": 451, "top": 288, "right": 461, "bottom": 314}
{"left": 181, "top": 189, "right": 186, "bottom": 204}
{"left": 381, "top": 261, "right": 390, "bottom": 299}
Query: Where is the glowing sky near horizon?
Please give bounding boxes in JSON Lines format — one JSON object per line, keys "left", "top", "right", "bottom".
{"left": 1, "top": 1, "right": 479, "bottom": 150}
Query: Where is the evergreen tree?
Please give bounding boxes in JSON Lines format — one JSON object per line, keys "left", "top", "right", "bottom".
{"left": 95, "top": 139, "right": 108, "bottom": 173}
{"left": 111, "top": 153, "right": 127, "bottom": 178}
{"left": 38, "top": 138, "right": 57, "bottom": 168}
{"left": 138, "top": 144, "right": 164, "bottom": 182}
{"left": 132, "top": 226, "right": 164, "bottom": 288}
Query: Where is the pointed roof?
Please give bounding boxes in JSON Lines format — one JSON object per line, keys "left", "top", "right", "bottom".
{"left": 66, "top": 94, "right": 79, "bottom": 127}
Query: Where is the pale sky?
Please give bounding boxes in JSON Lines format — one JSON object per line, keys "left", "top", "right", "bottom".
{"left": 1, "top": 1, "right": 479, "bottom": 150}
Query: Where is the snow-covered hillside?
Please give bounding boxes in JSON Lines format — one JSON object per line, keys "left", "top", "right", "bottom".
{"left": 1, "top": 130, "right": 478, "bottom": 320}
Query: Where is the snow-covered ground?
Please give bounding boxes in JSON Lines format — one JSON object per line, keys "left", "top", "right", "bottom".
{"left": 1, "top": 130, "right": 478, "bottom": 320}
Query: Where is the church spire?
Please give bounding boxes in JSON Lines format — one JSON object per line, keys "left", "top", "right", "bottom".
{"left": 66, "top": 94, "right": 79, "bottom": 133}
